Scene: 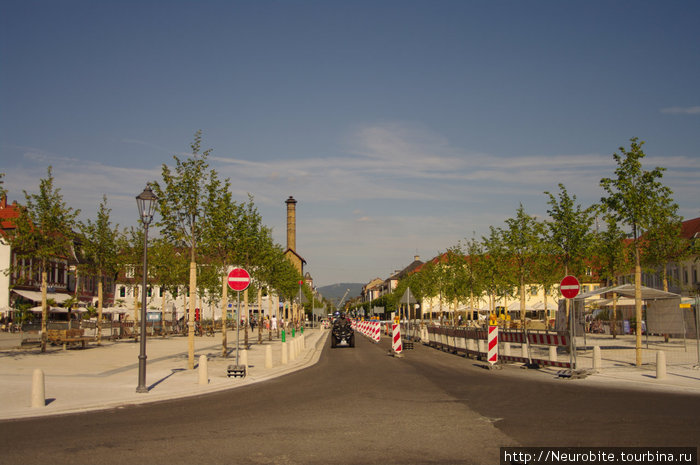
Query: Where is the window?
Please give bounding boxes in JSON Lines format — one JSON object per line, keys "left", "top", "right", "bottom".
{"left": 159, "top": 287, "right": 164, "bottom": 297}
{"left": 125, "top": 265, "right": 135, "bottom": 279}
{"left": 147, "top": 286, "right": 152, "bottom": 297}
{"left": 119, "top": 286, "right": 126, "bottom": 298}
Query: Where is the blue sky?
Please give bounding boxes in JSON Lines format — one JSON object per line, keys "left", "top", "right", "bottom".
{"left": 2, "top": 1, "right": 699, "bottom": 287}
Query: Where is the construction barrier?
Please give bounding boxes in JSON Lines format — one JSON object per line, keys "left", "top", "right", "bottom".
{"left": 425, "top": 325, "right": 572, "bottom": 368}
{"left": 392, "top": 324, "right": 402, "bottom": 354}
{"left": 353, "top": 320, "right": 381, "bottom": 343}
{"left": 488, "top": 325, "right": 498, "bottom": 365}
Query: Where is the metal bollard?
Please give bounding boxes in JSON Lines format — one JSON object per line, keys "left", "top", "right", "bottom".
{"left": 656, "top": 351, "right": 667, "bottom": 379}
{"left": 265, "top": 344, "right": 273, "bottom": 368}
{"left": 198, "top": 355, "right": 208, "bottom": 385}
{"left": 593, "top": 345, "right": 602, "bottom": 371}
{"left": 31, "top": 369, "right": 45, "bottom": 408}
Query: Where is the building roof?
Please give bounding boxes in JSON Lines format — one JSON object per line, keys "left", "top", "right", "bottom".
{"left": 0, "top": 195, "right": 20, "bottom": 231}
{"left": 387, "top": 256, "right": 424, "bottom": 281}
{"left": 284, "top": 248, "right": 307, "bottom": 265}
{"left": 680, "top": 216, "right": 700, "bottom": 240}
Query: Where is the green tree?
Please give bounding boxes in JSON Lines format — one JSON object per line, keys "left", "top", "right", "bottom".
{"left": 152, "top": 130, "right": 217, "bottom": 369}
{"left": 544, "top": 183, "right": 596, "bottom": 329}
{"left": 600, "top": 138, "right": 676, "bottom": 366}
{"left": 0, "top": 172, "right": 6, "bottom": 199}
{"left": 7, "top": 167, "right": 79, "bottom": 351}
{"left": 148, "top": 237, "right": 188, "bottom": 330}
{"left": 460, "top": 237, "right": 486, "bottom": 322}
{"left": 479, "top": 227, "right": 515, "bottom": 316}
{"left": 78, "top": 196, "right": 120, "bottom": 344}
{"left": 502, "top": 204, "right": 544, "bottom": 325}
{"left": 544, "top": 184, "right": 596, "bottom": 277}
{"left": 591, "top": 212, "right": 632, "bottom": 338}
{"left": 642, "top": 207, "right": 689, "bottom": 292}
{"left": 116, "top": 226, "right": 147, "bottom": 324}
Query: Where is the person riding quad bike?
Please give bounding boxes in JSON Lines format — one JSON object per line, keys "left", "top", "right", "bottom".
{"left": 331, "top": 312, "right": 355, "bottom": 348}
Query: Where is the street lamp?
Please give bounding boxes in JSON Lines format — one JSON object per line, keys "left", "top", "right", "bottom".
{"left": 135, "top": 184, "right": 157, "bottom": 393}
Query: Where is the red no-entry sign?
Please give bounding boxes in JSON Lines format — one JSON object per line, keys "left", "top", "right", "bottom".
{"left": 560, "top": 275, "right": 580, "bottom": 299}
{"left": 227, "top": 267, "right": 251, "bottom": 292}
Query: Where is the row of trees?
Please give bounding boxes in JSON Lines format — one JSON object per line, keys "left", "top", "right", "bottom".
{"left": 3, "top": 132, "right": 312, "bottom": 361}
{"left": 354, "top": 139, "right": 695, "bottom": 365}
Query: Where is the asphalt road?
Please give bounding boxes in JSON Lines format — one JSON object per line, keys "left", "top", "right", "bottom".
{"left": 1, "top": 333, "right": 698, "bottom": 465}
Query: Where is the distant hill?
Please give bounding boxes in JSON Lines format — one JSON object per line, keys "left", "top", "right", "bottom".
{"left": 317, "top": 283, "right": 364, "bottom": 307}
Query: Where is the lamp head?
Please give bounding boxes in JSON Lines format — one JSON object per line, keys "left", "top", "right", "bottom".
{"left": 136, "top": 184, "right": 158, "bottom": 226}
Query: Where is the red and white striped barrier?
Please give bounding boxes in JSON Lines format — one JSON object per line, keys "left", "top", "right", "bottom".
{"left": 487, "top": 325, "right": 498, "bottom": 365}
{"left": 353, "top": 320, "right": 381, "bottom": 343}
{"left": 392, "top": 323, "right": 402, "bottom": 353}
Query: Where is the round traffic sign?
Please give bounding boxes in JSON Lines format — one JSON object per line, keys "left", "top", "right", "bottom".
{"left": 227, "top": 267, "right": 251, "bottom": 292}
{"left": 560, "top": 275, "right": 580, "bottom": 299}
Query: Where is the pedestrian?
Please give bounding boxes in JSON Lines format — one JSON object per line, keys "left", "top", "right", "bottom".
{"left": 271, "top": 315, "right": 277, "bottom": 331}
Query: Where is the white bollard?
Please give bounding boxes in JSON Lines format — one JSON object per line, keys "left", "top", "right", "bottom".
{"left": 31, "top": 369, "right": 45, "bottom": 408}
{"left": 593, "top": 345, "right": 602, "bottom": 371}
{"left": 265, "top": 344, "right": 273, "bottom": 369}
{"left": 549, "top": 346, "right": 557, "bottom": 362}
{"left": 290, "top": 339, "right": 297, "bottom": 360}
{"left": 198, "top": 355, "right": 208, "bottom": 385}
{"left": 240, "top": 349, "right": 248, "bottom": 368}
{"left": 504, "top": 342, "right": 511, "bottom": 356}
{"left": 656, "top": 351, "right": 667, "bottom": 379}
{"left": 281, "top": 341, "right": 288, "bottom": 365}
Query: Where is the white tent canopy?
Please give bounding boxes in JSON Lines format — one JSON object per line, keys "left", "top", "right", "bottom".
{"left": 12, "top": 289, "right": 72, "bottom": 304}
{"left": 574, "top": 284, "right": 680, "bottom": 302}
{"left": 507, "top": 301, "right": 544, "bottom": 311}
{"left": 30, "top": 306, "right": 87, "bottom": 313}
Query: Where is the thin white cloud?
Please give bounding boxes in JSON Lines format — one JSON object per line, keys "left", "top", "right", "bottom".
{"left": 660, "top": 106, "right": 700, "bottom": 115}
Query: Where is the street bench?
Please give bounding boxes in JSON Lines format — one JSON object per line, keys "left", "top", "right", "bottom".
{"left": 47, "top": 329, "right": 93, "bottom": 349}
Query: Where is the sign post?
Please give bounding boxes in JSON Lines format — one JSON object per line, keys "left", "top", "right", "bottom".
{"left": 560, "top": 275, "right": 580, "bottom": 370}
{"left": 227, "top": 268, "right": 251, "bottom": 378}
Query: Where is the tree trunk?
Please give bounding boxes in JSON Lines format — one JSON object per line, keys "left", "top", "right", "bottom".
{"left": 97, "top": 277, "right": 103, "bottom": 345}
{"left": 133, "top": 286, "right": 139, "bottom": 324}
{"left": 187, "top": 260, "right": 196, "bottom": 370}
{"left": 41, "top": 270, "right": 48, "bottom": 353}
{"left": 244, "top": 288, "right": 249, "bottom": 347}
{"left": 519, "top": 276, "right": 526, "bottom": 328}
{"left": 470, "top": 291, "right": 475, "bottom": 323}
{"left": 221, "top": 274, "right": 228, "bottom": 357}
{"left": 160, "top": 285, "right": 167, "bottom": 337}
{"left": 634, "top": 243, "right": 643, "bottom": 367}
{"left": 257, "top": 288, "right": 263, "bottom": 344}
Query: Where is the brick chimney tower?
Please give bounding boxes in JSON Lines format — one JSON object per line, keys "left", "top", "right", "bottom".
{"left": 286, "top": 196, "right": 297, "bottom": 252}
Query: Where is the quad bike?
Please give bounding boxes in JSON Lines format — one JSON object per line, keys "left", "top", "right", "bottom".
{"left": 331, "top": 319, "right": 355, "bottom": 348}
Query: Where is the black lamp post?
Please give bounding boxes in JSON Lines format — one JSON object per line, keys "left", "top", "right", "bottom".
{"left": 135, "top": 184, "right": 157, "bottom": 393}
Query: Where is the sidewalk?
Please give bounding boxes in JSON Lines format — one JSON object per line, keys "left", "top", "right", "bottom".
{"left": 0, "top": 328, "right": 327, "bottom": 420}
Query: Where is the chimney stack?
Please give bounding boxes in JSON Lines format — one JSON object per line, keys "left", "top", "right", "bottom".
{"left": 285, "top": 196, "right": 297, "bottom": 252}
